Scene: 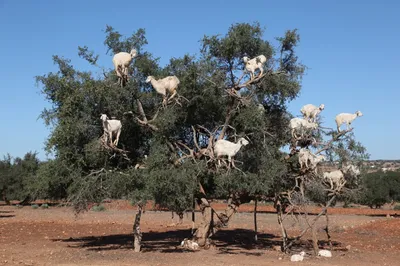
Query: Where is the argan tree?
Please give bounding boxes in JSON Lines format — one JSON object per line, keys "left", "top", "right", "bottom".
{"left": 35, "top": 22, "right": 366, "bottom": 252}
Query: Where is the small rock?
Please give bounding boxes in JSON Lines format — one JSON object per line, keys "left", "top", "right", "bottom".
{"left": 272, "top": 245, "right": 281, "bottom": 252}
{"left": 345, "top": 245, "right": 351, "bottom": 251}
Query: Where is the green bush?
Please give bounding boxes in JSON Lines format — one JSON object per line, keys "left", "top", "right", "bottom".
{"left": 40, "top": 203, "right": 49, "bottom": 209}
{"left": 394, "top": 204, "right": 400, "bottom": 210}
{"left": 31, "top": 204, "right": 39, "bottom": 209}
{"left": 91, "top": 205, "right": 106, "bottom": 212}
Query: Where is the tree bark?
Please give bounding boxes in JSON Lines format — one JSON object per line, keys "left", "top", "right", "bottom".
{"left": 133, "top": 205, "right": 143, "bottom": 252}
{"left": 254, "top": 199, "right": 258, "bottom": 242}
{"left": 192, "top": 198, "right": 214, "bottom": 248}
{"left": 2, "top": 189, "right": 10, "bottom": 205}
{"left": 192, "top": 194, "right": 241, "bottom": 248}
{"left": 324, "top": 208, "right": 332, "bottom": 249}
{"left": 311, "top": 225, "right": 319, "bottom": 256}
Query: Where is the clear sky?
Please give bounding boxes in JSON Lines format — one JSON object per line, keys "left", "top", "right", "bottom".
{"left": 0, "top": 0, "right": 399, "bottom": 160}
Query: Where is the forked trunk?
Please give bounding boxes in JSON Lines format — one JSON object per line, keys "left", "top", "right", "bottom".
{"left": 192, "top": 194, "right": 241, "bottom": 248}
{"left": 133, "top": 205, "right": 143, "bottom": 252}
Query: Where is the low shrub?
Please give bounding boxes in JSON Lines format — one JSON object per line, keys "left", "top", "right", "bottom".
{"left": 91, "top": 205, "right": 106, "bottom": 212}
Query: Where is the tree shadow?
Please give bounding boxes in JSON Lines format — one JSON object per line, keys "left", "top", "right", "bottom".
{"left": 53, "top": 229, "right": 194, "bottom": 253}
{"left": 54, "top": 228, "right": 347, "bottom": 255}
{"left": 0, "top": 210, "right": 15, "bottom": 218}
{"left": 0, "top": 214, "right": 15, "bottom": 218}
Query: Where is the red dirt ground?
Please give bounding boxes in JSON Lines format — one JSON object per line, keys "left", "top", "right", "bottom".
{"left": 1, "top": 201, "right": 399, "bottom": 266}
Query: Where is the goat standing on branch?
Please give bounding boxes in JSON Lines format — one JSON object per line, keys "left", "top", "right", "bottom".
{"left": 146, "top": 75, "right": 180, "bottom": 107}
{"left": 300, "top": 104, "right": 325, "bottom": 122}
{"left": 243, "top": 55, "right": 267, "bottom": 80}
{"left": 100, "top": 114, "right": 122, "bottom": 147}
{"left": 213, "top": 137, "right": 249, "bottom": 168}
{"left": 298, "top": 148, "right": 325, "bottom": 172}
{"left": 335, "top": 111, "right": 363, "bottom": 132}
{"left": 112, "top": 49, "right": 137, "bottom": 87}
{"left": 289, "top": 118, "right": 318, "bottom": 139}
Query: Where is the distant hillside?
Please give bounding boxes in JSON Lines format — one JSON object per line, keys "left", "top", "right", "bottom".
{"left": 318, "top": 160, "right": 400, "bottom": 173}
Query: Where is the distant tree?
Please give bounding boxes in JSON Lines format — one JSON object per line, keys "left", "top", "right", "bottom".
{"left": 0, "top": 152, "right": 40, "bottom": 204}
{"left": 360, "top": 171, "right": 400, "bottom": 208}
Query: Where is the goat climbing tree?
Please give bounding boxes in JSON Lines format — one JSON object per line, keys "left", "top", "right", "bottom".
{"left": 36, "top": 22, "right": 367, "bottom": 253}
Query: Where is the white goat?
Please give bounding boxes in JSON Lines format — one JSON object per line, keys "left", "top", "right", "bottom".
{"left": 289, "top": 118, "right": 318, "bottom": 139}
{"left": 213, "top": 137, "right": 249, "bottom": 168}
{"left": 290, "top": 251, "right": 306, "bottom": 262}
{"left": 335, "top": 111, "right": 363, "bottom": 132}
{"left": 298, "top": 148, "right": 325, "bottom": 171}
{"left": 146, "top": 75, "right": 180, "bottom": 106}
{"left": 112, "top": 49, "right": 137, "bottom": 87}
{"left": 100, "top": 114, "right": 122, "bottom": 147}
{"left": 342, "top": 164, "right": 361, "bottom": 176}
{"left": 323, "top": 170, "right": 345, "bottom": 189}
{"left": 300, "top": 104, "right": 325, "bottom": 122}
{"left": 318, "top": 249, "right": 332, "bottom": 257}
{"left": 243, "top": 55, "right": 267, "bottom": 79}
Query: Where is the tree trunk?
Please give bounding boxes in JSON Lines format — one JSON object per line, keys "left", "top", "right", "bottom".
{"left": 191, "top": 198, "right": 196, "bottom": 235}
{"left": 324, "top": 208, "right": 332, "bottom": 249}
{"left": 254, "top": 199, "right": 258, "bottom": 242}
{"left": 192, "top": 194, "right": 241, "bottom": 248}
{"left": 276, "top": 200, "right": 288, "bottom": 252}
{"left": 311, "top": 225, "right": 319, "bottom": 256}
{"left": 133, "top": 205, "right": 143, "bottom": 252}
{"left": 2, "top": 189, "right": 10, "bottom": 205}
{"left": 192, "top": 198, "right": 214, "bottom": 248}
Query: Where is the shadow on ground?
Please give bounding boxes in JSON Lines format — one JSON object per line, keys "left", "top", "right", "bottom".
{"left": 0, "top": 210, "right": 15, "bottom": 218}
{"left": 53, "top": 228, "right": 344, "bottom": 255}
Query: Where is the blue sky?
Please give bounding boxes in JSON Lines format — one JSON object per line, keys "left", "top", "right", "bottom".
{"left": 0, "top": 0, "right": 399, "bottom": 160}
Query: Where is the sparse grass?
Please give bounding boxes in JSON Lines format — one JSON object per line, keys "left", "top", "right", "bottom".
{"left": 91, "top": 205, "right": 106, "bottom": 212}
{"left": 31, "top": 204, "right": 39, "bottom": 209}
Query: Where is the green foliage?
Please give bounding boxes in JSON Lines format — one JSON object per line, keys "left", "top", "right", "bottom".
{"left": 40, "top": 203, "right": 49, "bottom": 209}
{"left": 360, "top": 171, "right": 400, "bottom": 208}
{"left": 91, "top": 204, "right": 106, "bottom": 212}
{"left": 393, "top": 204, "right": 400, "bottom": 210}
{"left": 34, "top": 22, "right": 314, "bottom": 214}
{"left": 0, "top": 152, "right": 40, "bottom": 202}
{"left": 31, "top": 204, "right": 39, "bottom": 209}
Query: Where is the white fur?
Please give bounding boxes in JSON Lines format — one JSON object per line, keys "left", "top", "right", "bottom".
{"left": 112, "top": 49, "right": 137, "bottom": 87}
{"left": 335, "top": 111, "right": 363, "bottom": 132}
{"left": 289, "top": 118, "right": 318, "bottom": 139}
{"left": 146, "top": 75, "right": 180, "bottom": 106}
{"left": 318, "top": 249, "right": 332, "bottom": 257}
{"left": 300, "top": 104, "right": 325, "bottom": 122}
{"left": 100, "top": 114, "right": 122, "bottom": 147}
{"left": 290, "top": 251, "right": 306, "bottom": 262}
{"left": 243, "top": 55, "right": 267, "bottom": 79}
{"left": 214, "top": 137, "right": 249, "bottom": 167}
{"left": 299, "top": 148, "right": 325, "bottom": 171}
{"left": 323, "top": 170, "right": 344, "bottom": 189}
{"left": 342, "top": 164, "right": 360, "bottom": 176}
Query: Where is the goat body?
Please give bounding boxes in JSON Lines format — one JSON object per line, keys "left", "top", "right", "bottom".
{"left": 300, "top": 104, "right": 325, "bottom": 122}
{"left": 112, "top": 49, "right": 137, "bottom": 87}
{"left": 335, "top": 111, "right": 363, "bottom": 132}
{"left": 146, "top": 75, "right": 180, "bottom": 106}
{"left": 213, "top": 137, "right": 249, "bottom": 167}
{"left": 100, "top": 114, "right": 122, "bottom": 147}
{"left": 323, "top": 170, "right": 344, "bottom": 189}
{"left": 289, "top": 118, "right": 318, "bottom": 139}
{"left": 243, "top": 55, "right": 267, "bottom": 79}
{"left": 299, "top": 148, "right": 325, "bottom": 171}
